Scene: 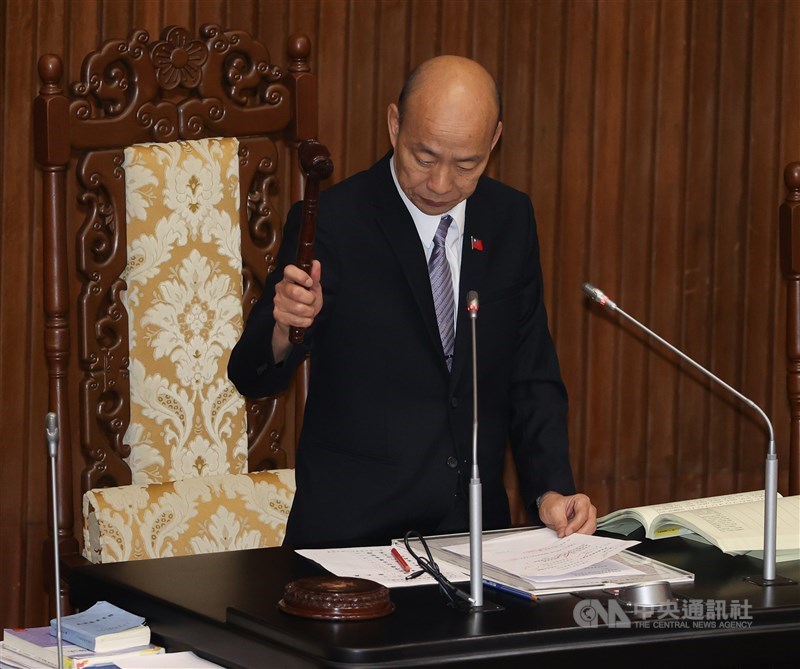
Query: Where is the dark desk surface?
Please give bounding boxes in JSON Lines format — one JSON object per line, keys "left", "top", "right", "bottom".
{"left": 67, "top": 537, "right": 800, "bottom": 668}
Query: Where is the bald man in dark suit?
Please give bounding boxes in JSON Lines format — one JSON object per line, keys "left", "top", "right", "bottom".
{"left": 228, "top": 55, "right": 596, "bottom": 548}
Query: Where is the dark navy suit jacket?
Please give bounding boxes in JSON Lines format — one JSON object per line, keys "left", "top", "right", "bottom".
{"left": 228, "top": 153, "right": 576, "bottom": 547}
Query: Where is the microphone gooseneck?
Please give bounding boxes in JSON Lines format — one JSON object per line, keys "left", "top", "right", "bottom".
{"left": 582, "top": 282, "right": 779, "bottom": 584}
{"left": 466, "top": 290, "right": 483, "bottom": 607}
{"left": 467, "top": 290, "right": 479, "bottom": 468}
{"left": 46, "top": 412, "right": 65, "bottom": 669}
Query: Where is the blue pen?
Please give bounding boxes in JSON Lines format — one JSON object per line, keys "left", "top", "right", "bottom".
{"left": 482, "top": 578, "right": 538, "bottom": 601}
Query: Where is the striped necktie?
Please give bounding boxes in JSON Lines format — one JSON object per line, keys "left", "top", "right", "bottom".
{"left": 428, "top": 215, "right": 455, "bottom": 371}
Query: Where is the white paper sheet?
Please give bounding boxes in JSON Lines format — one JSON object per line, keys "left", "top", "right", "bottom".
{"left": 115, "top": 651, "right": 224, "bottom": 668}
{"left": 296, "top": 545, "right": 469, "bottom": 588}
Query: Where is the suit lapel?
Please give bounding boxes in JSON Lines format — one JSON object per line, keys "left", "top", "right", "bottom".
{"left": 368, "top": 156, "right": 445, "bottom": 361}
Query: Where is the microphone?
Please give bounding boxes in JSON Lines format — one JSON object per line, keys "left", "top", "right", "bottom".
{"left": 581, "top": 283, "right": 617, "bottom": 310}
{"left": 467, "top": 291, "right": 479, "bottom": 317}
{"left": 582, "top": 282, "right": 786, "bottom": 586}
{"left": 466, "top": 290, "right": 483, "bottom": 607}
{"left": 46, "top": 412, "right": 59, "bottom": 459}
{"left": 46, "top": 412, "right": 65, "bottom": 669}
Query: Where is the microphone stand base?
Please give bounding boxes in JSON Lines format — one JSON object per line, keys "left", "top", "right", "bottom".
{"left": 449, "top": 600, "right": 506, "bottom": 613}
{"left": 744, "top": 573, "right": 796, "bottom": 587}
{"left": 463, "top": 601, "right": 505, "bottom": 613}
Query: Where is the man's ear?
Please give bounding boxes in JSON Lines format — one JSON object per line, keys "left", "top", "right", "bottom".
{"left": 387, "top": 103, "right": 400, "bottom": 148}
{"left": 490, "top": 121, "right": 503, "bottom": 151}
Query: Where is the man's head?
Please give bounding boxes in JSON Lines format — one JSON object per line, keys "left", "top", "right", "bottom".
{"left": 387, "top": 56, "right": 503, "bottom": 216}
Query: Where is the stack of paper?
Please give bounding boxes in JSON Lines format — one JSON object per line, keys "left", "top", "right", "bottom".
{"left": 296, "top": 528, "right": 694, "bottom": 596}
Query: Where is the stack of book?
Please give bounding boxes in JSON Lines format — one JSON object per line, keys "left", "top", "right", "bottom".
{"left": 1, "top": 601, "right": 164, "bottom": 669}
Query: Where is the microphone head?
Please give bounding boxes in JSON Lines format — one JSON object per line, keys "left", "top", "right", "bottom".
{"left": 46, "top": 412, "right": 58, "bottom": 435}
{"left": 581, "top": 283, "right": 617, "bottom": 310}
{"left": 45, "top": 412, "right": 59, "bottom": 457}
{"left": 466, "top": 290, "right": 479, "bottom": 318}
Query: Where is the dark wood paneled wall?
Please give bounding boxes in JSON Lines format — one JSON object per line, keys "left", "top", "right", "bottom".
{"left": 2, "top": 0, "right": 798, "bottom": 628}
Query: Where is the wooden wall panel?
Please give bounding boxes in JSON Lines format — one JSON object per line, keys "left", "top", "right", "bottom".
{"left": 528, "top": 0, "right": 565, "bottom": 312}
{"left": 2, "top": 0, "right": 798, "bottom": 629}
{"left": 743, "top": 0, "right": 782, "bottom": 495}
{"left": 676, "top": 0, "right": 719, "bottom": 501}
{"left": 344, "top": 0, "right": 380, "bottom": 176}
{"left": 646, "top": 0, "right": 689, "bottom": 504}
{"left": 558, "top": 0, "right": 599, "bottom": 505}
{"left": 2, "top": 0, "right": 43, "bottom": 630}
{"left": 408, "top": 0, "right": 439, "bottom": 67}
{"left": 0, "top": 0, "right": 13, "bottom": 628}
{"left": 709, "top": 0, "right": 749, "bottom": 495}
{"left": 374, "top": 1, "right": 409, "bottom": 165}
{"left": 616, "top": 0, "right": 654, "bottom": 512}
{"left": 471, "top": 0, "right": 503, "bottom": 83}
{"left": 317, "top": 0, "right": 348, "bottom": 173}
{"left": 743, "top": 0, "right": 776, "bottom": 493}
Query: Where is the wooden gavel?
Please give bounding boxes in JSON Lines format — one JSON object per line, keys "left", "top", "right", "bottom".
{"left": 289, "top": 139, "right": 334, "bottom": 345}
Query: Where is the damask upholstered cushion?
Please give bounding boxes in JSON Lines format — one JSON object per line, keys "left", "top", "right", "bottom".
{"left": 122, "top": 138, "right": 247, "bottom": 483}
{"left": 83, "top": 469, "right": 295, "bottom": 563}
{"left": 82, "top": 138, "right": 294, "bottom": 563}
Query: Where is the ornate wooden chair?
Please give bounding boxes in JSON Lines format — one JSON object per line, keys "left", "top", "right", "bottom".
{"left": 34, "top": 25, "right": 327, "bottom": 565}
{"left": 780, "top": 161, "right": 800, "bottom": 496}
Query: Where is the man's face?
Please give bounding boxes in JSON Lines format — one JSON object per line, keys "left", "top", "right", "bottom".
{"left": 388, "top": 98, "right": 502, "bottom": 216}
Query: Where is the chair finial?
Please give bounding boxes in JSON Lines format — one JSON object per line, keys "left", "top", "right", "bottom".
{"left": 287, "top": 34, "right": 311, "bottom": 73}
{"left": 785, "top": 162, "right": 800, "bottom": 202}
{"left": 38, "top": 54, "right": 63, "bottom": 93}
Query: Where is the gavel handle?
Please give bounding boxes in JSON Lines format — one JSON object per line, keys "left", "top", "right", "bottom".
{"left": 289, "top": 140, "right": 333, "bottom": 345}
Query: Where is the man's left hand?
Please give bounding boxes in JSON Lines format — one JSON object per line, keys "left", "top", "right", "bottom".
{"left": 538, "top": 492, "right": 597, "bottom": 538}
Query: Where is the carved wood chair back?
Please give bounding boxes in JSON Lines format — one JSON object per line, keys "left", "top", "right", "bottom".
{"left": 35, "top": 25, "right": 319, "bottom": 563}
{"left": 780, "top": 161, "right": 800, "bottom": 496}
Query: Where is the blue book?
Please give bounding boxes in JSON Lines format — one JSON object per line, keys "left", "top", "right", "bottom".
{"left": 49, "top": 602, "right": 149, "bottom": 653}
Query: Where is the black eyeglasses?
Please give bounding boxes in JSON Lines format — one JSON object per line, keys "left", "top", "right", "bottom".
{"left": 403, "top": 530, "right": 473, "bottom": 611}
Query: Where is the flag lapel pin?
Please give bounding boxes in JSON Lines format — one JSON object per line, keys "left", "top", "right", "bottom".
{"left": 471, "top": 236, "right": 484, "bottom": 251}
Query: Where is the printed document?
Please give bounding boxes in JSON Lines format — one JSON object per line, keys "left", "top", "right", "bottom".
{"left": 446, "top": 528, "right": 641, "bottom": 580}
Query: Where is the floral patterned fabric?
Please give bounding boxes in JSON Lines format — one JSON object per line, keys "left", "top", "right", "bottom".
{"left": 122, "top": 138, "right": 247, "bottom": 482}
{"left": 83, "top": 469, "right": 295, "bottom": 563}
{"left": 82, "top": 138, "right": 294, "bottom": 563}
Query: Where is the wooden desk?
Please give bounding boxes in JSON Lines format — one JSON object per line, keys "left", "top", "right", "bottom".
{"left": 67, "top": 538, "right": 800, "bottom": 668}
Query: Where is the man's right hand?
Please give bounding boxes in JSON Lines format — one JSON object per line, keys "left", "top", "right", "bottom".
{"left": 272, "top": 260, "right": 323, "bottom": 362}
